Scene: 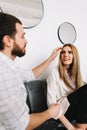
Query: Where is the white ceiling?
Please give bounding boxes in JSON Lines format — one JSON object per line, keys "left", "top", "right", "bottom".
{"left": 0, "top": 0, "right": 44, "bottom": 28}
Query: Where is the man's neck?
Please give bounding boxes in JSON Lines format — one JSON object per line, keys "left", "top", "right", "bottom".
{"left": 0, "top": 50, "right": 16, "bottom": 60}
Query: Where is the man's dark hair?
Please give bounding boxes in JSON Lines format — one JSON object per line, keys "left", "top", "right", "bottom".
{"left": 0, "top": 12, "right": 22, "bottom": 50}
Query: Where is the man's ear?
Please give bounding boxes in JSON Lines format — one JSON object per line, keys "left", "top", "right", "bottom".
{"left": 2, "top": 35, "right": 12, "bottom": 47}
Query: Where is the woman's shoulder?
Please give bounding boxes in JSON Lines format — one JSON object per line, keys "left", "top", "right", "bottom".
{"left": 48, "top": 66, "right": 60, "bottom": 78}
{"left": 51, "top": 66, "right": 59, "bottom": 74}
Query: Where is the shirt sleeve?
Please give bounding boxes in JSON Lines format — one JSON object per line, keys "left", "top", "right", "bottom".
{"left": 0, "top": 73, "right": 29, "bottom": 130}
{"left": 47, "top": 68, "right": 70, "bottom": 116}
{"left": 57, "top": 97, "right": 70, "bottom": 115}
{"left": 15, "top": 65, "right": 35, "bottom": 82}
{"left": 47, "top": 67, "right": 63, "bottom": 106}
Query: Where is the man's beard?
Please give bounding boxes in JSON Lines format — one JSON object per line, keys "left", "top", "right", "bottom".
{"left": 11, "top": 42, "right": 26, "bottom": 57}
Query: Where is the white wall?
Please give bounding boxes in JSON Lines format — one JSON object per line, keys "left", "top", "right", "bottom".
{"left": 16, "top": 0, "right": 87, "bottom": 82}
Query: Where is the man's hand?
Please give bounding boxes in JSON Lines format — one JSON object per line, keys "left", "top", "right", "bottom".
{"left": 47, "top": 104, "right": 61, "bottom": 119}
{"left": 48, "top": 47, "right": 62, "bottom": 61}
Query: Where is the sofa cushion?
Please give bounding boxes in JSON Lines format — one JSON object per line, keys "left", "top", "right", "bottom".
{"left": 25, "top": 80, "right": 48, "bottom": 113}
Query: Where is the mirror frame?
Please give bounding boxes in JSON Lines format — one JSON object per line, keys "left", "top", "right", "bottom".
{"left": 0, "top": 0, "right": 44, "bottom": 29}
{"left": 57, "top": 22, "right": 77, "bottom": 44}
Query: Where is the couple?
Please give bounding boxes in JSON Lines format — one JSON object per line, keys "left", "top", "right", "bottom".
{"left": 0, "top": 12, "right": 87, "bottom": 130}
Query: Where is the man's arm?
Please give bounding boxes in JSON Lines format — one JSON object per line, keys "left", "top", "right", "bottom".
{"left": 32, "top": 47, "right": 62, "bottom": 78}
{"left": 26, "top": 104, "right": 60, "bottom": 130}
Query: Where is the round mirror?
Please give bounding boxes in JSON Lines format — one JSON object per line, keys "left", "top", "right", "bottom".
{"left": 57, "top": 22, "right": 77, "bottom": 44}
{"left": 0, "top": 0, "right": 44, "bottom": 29}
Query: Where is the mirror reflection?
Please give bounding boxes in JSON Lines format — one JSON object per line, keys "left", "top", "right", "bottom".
{"left": 0, "top": 0, "right": 44, "bottom": 28}
{"left": 57, "top": 22, "right": 77, "bottom": 44}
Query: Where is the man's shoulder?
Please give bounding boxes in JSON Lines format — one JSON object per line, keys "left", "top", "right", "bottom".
{"left": 0, "top": 63, "right": 15, "bottom": 80}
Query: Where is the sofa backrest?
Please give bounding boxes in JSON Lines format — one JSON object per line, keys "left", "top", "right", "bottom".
{"left": 25, "top": 80, "right": 48, "bottom": 113}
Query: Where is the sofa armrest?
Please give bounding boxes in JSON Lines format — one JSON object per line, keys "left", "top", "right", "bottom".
{"left": 25, "top": 80, "right": 48, "bottom": 113}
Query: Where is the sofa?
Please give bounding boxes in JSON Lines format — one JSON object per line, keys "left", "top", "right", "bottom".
{"left": 25, "top": 80, "right": 48, "bottom": 113}
{"left": 25, "top": 80, "right": 61, "bottom": 130}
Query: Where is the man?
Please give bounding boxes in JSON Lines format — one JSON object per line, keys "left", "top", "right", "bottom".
{"left": 0, "top": 12, "right": 61, "bottom": 130}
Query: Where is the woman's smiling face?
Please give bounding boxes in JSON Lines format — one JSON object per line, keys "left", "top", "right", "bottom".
{"left": 60, "top": 45, "right": 73, "bottom": 69}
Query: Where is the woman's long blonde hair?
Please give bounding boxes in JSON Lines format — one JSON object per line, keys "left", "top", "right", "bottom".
{"left": 58, "top": 44, "right": 83, "bottom": 90}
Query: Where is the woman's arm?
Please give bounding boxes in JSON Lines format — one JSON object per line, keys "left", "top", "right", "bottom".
{"left": 59, "top": 115, "right": 82, "bottom": 130}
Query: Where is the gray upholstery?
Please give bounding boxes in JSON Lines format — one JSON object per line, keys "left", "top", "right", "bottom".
{"left": 25, "top": 80, "right": 48, "bottom": 113}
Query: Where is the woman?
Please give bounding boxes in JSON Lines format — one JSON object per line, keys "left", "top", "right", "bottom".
{"left": 47, "top": 44, "right": 87, "bottom": 130}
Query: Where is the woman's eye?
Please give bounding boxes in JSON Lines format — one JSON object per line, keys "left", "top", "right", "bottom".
{"left": 68, "top": 51, "right": 73, "bottom": 54}
{"left": 61, "top": 51, "right": 65, "bottom": 54}
{"left": 61, "top": 51, "right": 73, "bottom": 54}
